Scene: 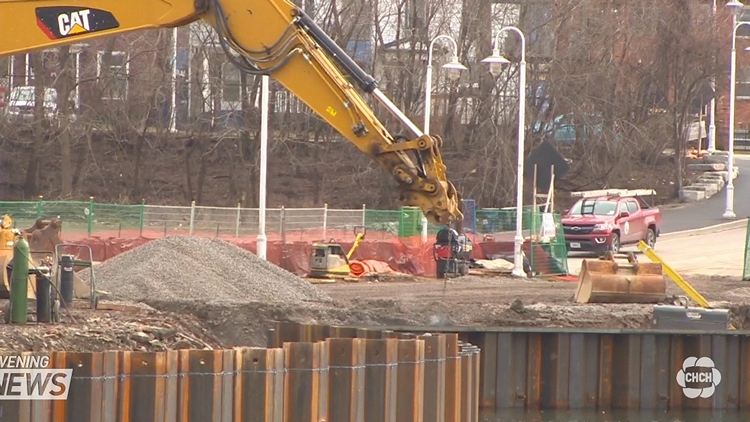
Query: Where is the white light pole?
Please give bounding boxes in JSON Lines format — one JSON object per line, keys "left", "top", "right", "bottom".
{"left": 483, "top": 26, "right": 527, "bottom": 278}
{"left": 709, "top": 0, "right": 718, "bottom": 151}
{"left": 724, "top": 0, "right": 747, "bottom": 219}
{"left": 423, "top": 34, "right": 467, "bottom": 241}
{"left": 70, "top": 43, "right": 88, "bottom": 112}
{"left": 257, "top": 74, "right": 270, "bottom": 259}
{"left": 424, "top": 35, "right": 467, "bottom": 134}
{"left": 170, "top": 27, "right": 178, "bottom": 133}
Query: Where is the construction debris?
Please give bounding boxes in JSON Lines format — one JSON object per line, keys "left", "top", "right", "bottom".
{"left": 79, "top": 236, "right": 332, "bottom": 305}
{"left": 0, "top": 300, "right": 223, "bottom": 352}
{"left": 468, "top": 258, "right": 514, "bottom": 276}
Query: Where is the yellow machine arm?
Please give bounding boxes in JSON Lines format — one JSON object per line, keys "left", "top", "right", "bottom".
{"left": 346, "top": 233, "right": 365, "bottom": 260}
{"left": 0, "top": 0, "right": 463, "bottom": 224}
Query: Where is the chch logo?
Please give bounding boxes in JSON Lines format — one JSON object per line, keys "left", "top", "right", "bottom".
{"left": 676, "top": 356, "right": 721, "bottom": 398}
{"left": 35, "top": 7, "right": 120, "bottom": 40}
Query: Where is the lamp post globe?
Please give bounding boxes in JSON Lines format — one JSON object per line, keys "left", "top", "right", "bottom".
{"left": 727, "top": 0, "right": 744, "bottom": 15}
{"left": 482, "top": 49, "right": 510, "bottom": 77}
{"left": 443, "top": 56, "right": 468, "bottom": 81}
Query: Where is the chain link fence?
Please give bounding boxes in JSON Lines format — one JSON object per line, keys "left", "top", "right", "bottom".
{"left": 0, "top": 199, "right": 569, "bottom": 276}
{"left": 0, "top": 199, "right": 418, "bottom": 241}
{"left": 472, "top": 206, "right": 569, "bottom": 276}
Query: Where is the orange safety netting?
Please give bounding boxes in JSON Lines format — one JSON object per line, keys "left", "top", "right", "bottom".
{"left": 348, "top": 260, "right": 395, "bottom": 278}
{"left": 56, "top": 228, "right": 566, "bottom": 278}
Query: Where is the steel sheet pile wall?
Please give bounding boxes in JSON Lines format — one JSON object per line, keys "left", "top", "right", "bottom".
{"left": 456, "top": 329, "right": 750, "bottom": 411}
{"left": 0, "top": 322, "right": 480, "bottom": 422}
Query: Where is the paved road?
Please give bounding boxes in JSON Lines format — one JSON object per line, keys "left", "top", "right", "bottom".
{"left": 660, "top": 155, "right": 750, "bottom": 233}
{"left": 566, "top": 223, "right": 747, "bottom": 277}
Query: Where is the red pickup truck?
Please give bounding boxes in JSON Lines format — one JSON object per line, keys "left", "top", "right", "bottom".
{"left": 561, "top": 191, "right": 662, "bottom": 254}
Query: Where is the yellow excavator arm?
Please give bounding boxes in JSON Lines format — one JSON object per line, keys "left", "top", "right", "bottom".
{"left": 0, "top": 0, "right": 463, "bottom": 225}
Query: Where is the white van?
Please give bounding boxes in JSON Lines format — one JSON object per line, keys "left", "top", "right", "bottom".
{"left": 4, "top": 86, "right": 58, "bottom": 121}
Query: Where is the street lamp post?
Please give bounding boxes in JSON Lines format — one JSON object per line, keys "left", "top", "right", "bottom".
{"left": 422, "top": 35, "right": 467, "bottom": 242}
{"left": 709, "top": 0, "right": 719, "bottom": 152}
{"left": 482, "top": 26, "right": 527, "bottom": 278}
{"left": 257, "top": 74, "right": 270, "bottom": 259}
{"left": 724, "top": 0, "right": 748, "bottom": 219}
{"left": 424, "top": 35, "right": 467, "bottom": 134}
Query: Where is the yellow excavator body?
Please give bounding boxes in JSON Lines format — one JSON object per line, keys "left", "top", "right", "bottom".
{"left": 574, "top": 251, "right": 667, "bottom": 304}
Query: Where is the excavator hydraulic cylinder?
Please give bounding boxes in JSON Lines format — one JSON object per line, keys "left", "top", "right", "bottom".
{"left": 59, "top": 255, "right": 75, "bottom": 308}
{"left": 9, "top": 238, "right": 29, "bottom": 323}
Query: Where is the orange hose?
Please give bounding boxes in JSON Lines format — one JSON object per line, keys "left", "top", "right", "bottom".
{"left": 349, "top": 259, "right": 394, "bottom": 277}
{"left": 349, "top": 261, "right": 368, "bottom": 277}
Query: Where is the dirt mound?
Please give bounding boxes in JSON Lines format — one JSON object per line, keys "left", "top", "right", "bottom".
{"left": 0, "top": 300, "right": 224, "bottom": 352}
{"left": 81, "top": 235, "right": 331, "bottom": 305}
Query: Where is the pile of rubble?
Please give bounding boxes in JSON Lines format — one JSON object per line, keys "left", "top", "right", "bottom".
{"left": 681, "top": 151, "right": 739, "bottom": 202}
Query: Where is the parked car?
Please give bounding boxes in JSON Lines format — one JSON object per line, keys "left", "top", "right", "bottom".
{"left": 561, "top": 190, "right": 662, "bottom": 254}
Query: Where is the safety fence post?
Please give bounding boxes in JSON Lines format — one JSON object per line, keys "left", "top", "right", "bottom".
{"left": 322, "top": 203, "right": 328, "bottom": 240}
{"left": 138, "top": 199, "right": 145, "bottom": 237}
{"left": 235, "top": 202, "right": 241, "bottom": 238}
{"left": 36, "top": 195, "right": 44, "bottom": 218}
{"left": 362, "top": 203, "right": 367, "bottom": 227}
{"left": 87, "top": 196, "right": 94, "bottom": 237}
{"left": 189, "top": 200, "right": 195, "bottom": 235}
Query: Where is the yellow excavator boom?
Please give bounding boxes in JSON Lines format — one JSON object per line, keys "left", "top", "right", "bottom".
{"left": 0, "top": 0, "right": 463, "bottom": 224}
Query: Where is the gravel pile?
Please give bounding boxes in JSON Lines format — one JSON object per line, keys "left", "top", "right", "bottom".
{"left": 80, "top": 235, "right": 331, "bottom": 304}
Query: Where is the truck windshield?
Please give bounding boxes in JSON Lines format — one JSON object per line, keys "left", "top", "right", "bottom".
{"left": 569, "top": 200, "right": 617, "bottom": 216}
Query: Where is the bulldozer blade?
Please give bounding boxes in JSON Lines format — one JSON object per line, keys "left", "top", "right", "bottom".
{"left": 574, "top": 254, "right": 667, "bottom": 304}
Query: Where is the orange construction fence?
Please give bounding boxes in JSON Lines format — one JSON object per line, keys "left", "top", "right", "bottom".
{"left": 55, "top": 230, "right": 554, "bottom": 278}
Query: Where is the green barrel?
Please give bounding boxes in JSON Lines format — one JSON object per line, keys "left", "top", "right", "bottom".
{"left": 10, "top": 238, "right": 29, "bottom": 324}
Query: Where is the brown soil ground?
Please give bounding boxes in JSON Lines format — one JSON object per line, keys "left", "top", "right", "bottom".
{"left": 1, "top": 274, "right": 748, "bottom": 352}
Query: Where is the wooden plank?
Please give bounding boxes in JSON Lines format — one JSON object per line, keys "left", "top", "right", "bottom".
{"left": 318, "top": 342, "right": 329, "bottom": 422}
{"left": 363, "top": 339, "right": 398, "bottom": 422}
{"left": 472, "top": 345, "right": 481, "bottom": 422}
{"left": 420, "top": 334, "right": 446, "bottom": 422}
{"left": 460, "top": 344, "right": 472, "bottom": 422}
{"left": 444, "top": 334, "right": 462, "bottom": 422}
{"left": 234, "top": 347, "right": 284, "bottom": 422}
{"left": 327, "top": 338, "right": 365, "bottom": 422}
{"left": 329, "top": 327, "right": 358, "bottom": 339}
{"left": 395, "top": 339, "right": 425, "bottom": 422}
{"left": 283, "top": 342, "right": 320, "bottom": 422}
{"left": 177, "top": 349, "right": 224, "bottom": 421}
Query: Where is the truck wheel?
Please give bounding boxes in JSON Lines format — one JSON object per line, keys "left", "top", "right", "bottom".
{"left": 645, "top": 227, "right": 656, "bottom": 249}
{"left": 610, "top": 232, "right": 621, "bottom": 254}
